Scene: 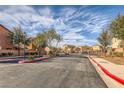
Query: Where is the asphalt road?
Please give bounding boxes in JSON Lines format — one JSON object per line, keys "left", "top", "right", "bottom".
{"left": 0, "top": 55, "right": 107, "bottom": 88}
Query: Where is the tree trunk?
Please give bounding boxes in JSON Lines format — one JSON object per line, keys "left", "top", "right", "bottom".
{"left": 55, "top": 42, "right": 59, "bottom": 56}
{"left": 111, "top": 47, "right": 113, "bottom": 57}
{"left": 38, "top": 48, "right": 40, "bottom": 55}
{"left": 18, "top": 43, "right": 20, "bottom": 56}
{"left": 39, "top": 51, "right": 41, "bottom": 55}
{"left": 123, "top": 47, "right": 124, "bottom": 57}
{"left": 38, "top": 47, "right": 42, "bottom": 56}
{"left": 104, "top": 48, "right": 106, "bottom": 57}
{"left": 23, "top": 40, "right": 26, "bottom": 59}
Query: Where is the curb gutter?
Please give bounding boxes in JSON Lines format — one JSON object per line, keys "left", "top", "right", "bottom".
{"left": 19, "top": 57, "right": 49, "bottom": 63}
{"left": 88, "top": 56, "right": 124, "bottom": 88}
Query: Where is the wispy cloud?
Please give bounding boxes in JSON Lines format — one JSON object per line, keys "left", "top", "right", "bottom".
{"left": 0, "top": 5, "right": 115, "bottom": 46}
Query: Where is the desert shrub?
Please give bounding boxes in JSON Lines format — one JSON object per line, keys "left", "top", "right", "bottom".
{"left": 25, "top": 52, "right": 37, "bottom": 56}
{"left": 1, "top": 53, "right": 7, "bottom": 56}
{"left": 8, "top": 52, "right": 13, "bottom": 56}
{"left": 113, "top": 52, "right": 123, "bottom": 57}
{"left": 25, "top": 52, "right": 29, "bottom": 56}
{"left": 27, "top": 55, "right": 34, "bottom": 60}
{"left": 30, "top": 52, "right": 37, "bottom": 55}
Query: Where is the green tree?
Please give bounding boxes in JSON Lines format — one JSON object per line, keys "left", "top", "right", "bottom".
{"left": 32, "top": 33, "right": 47, "bottom": 55}
{"left": 8, "top": 26, "right": 30, "bottom": 56}
{"left": 32, "top": 28, "right": 62, "bottom": 55}
{"left": 55, "top": 34, "right": 63, "bottom": 48}
{"left": 109, "top": 14, "right": 124, "bottom": 57}
{"left": 97, "top": 30, "right": 111, "bottom": 56}
{"left": 42, "top": 28, "right": 63, "bottom": 55}
{"left": 43, "top": 28, "right": 62, "bottom": 48}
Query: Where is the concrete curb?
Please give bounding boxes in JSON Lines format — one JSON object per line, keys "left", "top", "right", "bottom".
{"left": 0, "top": 56, "right": 43, "bottom": 61}
{"left": 19, "top": 57, "right": 49, "bottom": 63}
{"left": 88, "top": 56, "right": 124, "bottom": 88}
{"left": 0, "top": 56, "right": 24, "bottom": 60}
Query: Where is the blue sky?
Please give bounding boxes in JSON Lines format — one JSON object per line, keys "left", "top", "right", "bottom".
{"left": 0, "top": 5, "right": 124, "bottom": 47}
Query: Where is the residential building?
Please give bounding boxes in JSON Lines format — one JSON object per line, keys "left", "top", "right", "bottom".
{"left": 45, "top": 47, "right": 51, "bottom": 55}
{"left": 112, "top": 38, "right": 124, "bottom": 48}
{"left": 92, "top": 45, "right": 101, "bottom": 51}
{"left": 62, "top": 44, "right": 75, "bottom": 53}
{"left": 26, "top": 43, "right": 33, "bottom": 50}
{"left": 112, "top": 38, "right": 124, "bottom": 53}
{"left": 74, "top": 47, "right": 81, "bottom": 53}
{"left": 0, "top": 24, "right": 14, "bottom": 50}
{"left": 79, "top": 46, "right": 91, "bottom": 52}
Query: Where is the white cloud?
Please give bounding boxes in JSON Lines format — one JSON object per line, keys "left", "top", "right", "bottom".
{"left": 38, "top": 7, "right": 54, "bottom": 18}
{"left": 60, "top": 7, "right": 77, "bottom": 18}
{"left": 4, "top": 6, "right": 36, "bottom": 14}
{"left": 0, "top": 6, "right": 56, "bottom": 32}
{"left": 63, "top": 32, "right": 85, "bottom": 40}
{"left": 59, "top": 38, "right": 97, "bottom": 47}
{"left": 0, "top": 5, "right": 111, "bottom": 46}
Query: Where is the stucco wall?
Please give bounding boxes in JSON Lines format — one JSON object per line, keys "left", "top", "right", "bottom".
{"left": 0, "top": 25, "right": 14, "bottom": 49}
{"left": 114, "top": 48, "right": 123, "bottom": 53}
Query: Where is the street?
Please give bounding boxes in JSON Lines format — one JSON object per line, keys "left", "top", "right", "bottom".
{"left": 0, "top": 55, "right": 107, "bottom": 88}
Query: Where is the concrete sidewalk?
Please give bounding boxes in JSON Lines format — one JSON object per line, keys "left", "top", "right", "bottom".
{"left": 88, "top": 56, "right": 124, "bottom": 88}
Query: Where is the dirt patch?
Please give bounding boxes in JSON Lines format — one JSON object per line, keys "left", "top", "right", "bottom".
{"left": 102, "top": 57, "right": 124, "bottom": 65}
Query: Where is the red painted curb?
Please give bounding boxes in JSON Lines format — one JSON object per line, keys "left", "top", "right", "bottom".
{"left": 19, "top": 57, "right": 49, "bottom": 63}
{"left": 89, "top": 56, "right": 124, "bottom": 86}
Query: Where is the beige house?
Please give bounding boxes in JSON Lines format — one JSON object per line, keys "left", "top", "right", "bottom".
{"left": 112, "top": 38, "right": 124, "bottom": 48}
{"left": 92, "top": 45, "right": 101, "bottom": 51}
{"left": 62, "top": 44, "right": 75, "bottom": 53}
{"left": 73, "top": 47, "right": 81, "bottom": 53}
{"left": 45, "top": 47, "right": 51, "bottom": 55}
{"left": 112, "top": 38, "right": 124, "bottom": 53}
{"left": 79, "top": 46, "right": 91, "bottom": 52}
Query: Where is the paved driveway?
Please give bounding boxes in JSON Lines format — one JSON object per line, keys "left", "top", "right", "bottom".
{"left": 0, "top": 56, "right": 107, "bottom": 88}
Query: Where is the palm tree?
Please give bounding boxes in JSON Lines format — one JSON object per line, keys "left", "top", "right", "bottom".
{"left": 97, "top": 30, "right": 111, "bottom": 57}
{"left": 8, "top": 26, "right": 30, "bottom": 56}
